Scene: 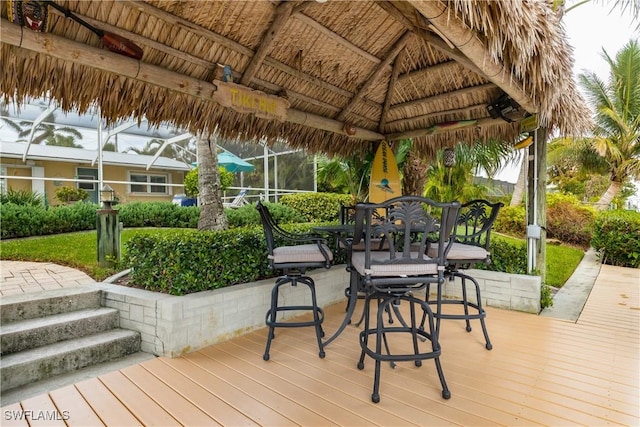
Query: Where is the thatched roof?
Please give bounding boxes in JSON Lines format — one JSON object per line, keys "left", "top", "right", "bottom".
{"left": 1, "top": 0, "right": 592, "bottom": 158}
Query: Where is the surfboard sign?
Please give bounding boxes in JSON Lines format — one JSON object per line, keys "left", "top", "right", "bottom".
{"left": 369, "top": 141, "right": 401, "bottom": 204}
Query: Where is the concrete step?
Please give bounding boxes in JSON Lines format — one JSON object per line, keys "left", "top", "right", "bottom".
{"left": 0, "top": 351, "right": 156, "bottom": 407}
{"left": 1, "top": 307, "right": 120, "bottom": 355}
{"left": 0, "top": 288, "right": 101, "bottom": 323}
{"left": 0, "top": 328, "right": 141, "bottom": 392}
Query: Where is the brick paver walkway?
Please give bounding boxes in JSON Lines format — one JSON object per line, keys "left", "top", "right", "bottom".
{"left": 0, "top": 261, "right": 96, "bottom": 297}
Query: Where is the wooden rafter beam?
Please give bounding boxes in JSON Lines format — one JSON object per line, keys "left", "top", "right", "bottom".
{"left": 407, "top": 0, "right": 537, "bottom": 113}
{"left": 376, "top": 1, "right": 496, "bottom": 85}
{"left": 1, "top": 21, "right": 383, "bottom": 142}
{"left": 386, "top": 117, "right": 506, "bottom": 141}
{"left": 240, "top": 1, "right": 298, "bottom": 86}
{"left": 385, "top": 104, "right": 487, "bottom": 128}
{"left": 125, "top": 1, "right": 369, "bottom": 108}
{"left": 336, "top": 31, "right": 412, "bottom": 122}
{"left": 390, "top": 83, "right": 496, "bottom": 113}
{"left": 379, "top": 49, "right": 406, "bottom": 132}
{"left": 291, "top": 12, "right": 381, "bottom": 64}
{"left": 398, "top": 60, "right": 458, "bottom": 82}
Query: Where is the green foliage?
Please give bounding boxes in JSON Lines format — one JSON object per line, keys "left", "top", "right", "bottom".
{"left": 495, "top": 194, "right": 597, "bottom": 247}
{"left": 592, "top": 210, "right": 640, "bottom": 268}
{"left": 546, "top": 244, "right": 584, "bottom": 287}
{"left": 117, "top": 202, "right": 199, "bottom": 228}
{"left": 540, "top": 284, "right": 554, "bottom": 310}
{"left": 493, "top": 205, "right": 526, "bottom": 237}
{"left": 0, "top": 202, "right": 98, "bottom": 238}
{"left": 123, "top": 222, "right": 321, "bottom": 295}
{"left": 546, "top": 193, "right": 597, "bottom": 248}
{"left": 280, "top": 192, "right": 352, "bottom": 222}
{"left": 0, "top": 228, "right": 182, "bottom": 281}
{"left": 478, "top": 238, "right": 528, "bottom": 274}
{"left": 0, "top": 188, "right": 44, "bottom": 207}
{"left": 423, "top": 139, "right": 516, "bottom": 203}
{"left": 54, "top": 186, "right": 89, "bottom": 203}
{"left": 225, "top": 202, "right": 304, "bottom": 227}
{"left": 184, "top": 167, "right": 234, "bottom": 198}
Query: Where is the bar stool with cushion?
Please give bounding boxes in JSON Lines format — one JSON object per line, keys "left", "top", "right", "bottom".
{"left": 350, "top": 196, "right": 460, "bottom": 403}
{"left": 426, "top": 199, "right": 503, "bottom": 350}
{"left": 256, "top": 201, "right": 333, "bottom": 361}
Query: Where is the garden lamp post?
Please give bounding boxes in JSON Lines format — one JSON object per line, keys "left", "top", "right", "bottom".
{"left": 97, "top": 184, "right": 120, "bottom": 267}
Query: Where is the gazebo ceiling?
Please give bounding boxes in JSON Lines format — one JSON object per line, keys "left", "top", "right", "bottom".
{"left": 1, "top": 0, "right": 592, "bottom": 158}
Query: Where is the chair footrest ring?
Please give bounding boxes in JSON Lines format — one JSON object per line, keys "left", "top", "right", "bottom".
{"left": 266, "top": 306, "right": 324, "bottom": 328}
{"left": 359, "top": 327, "right": 440, "bottom": 362}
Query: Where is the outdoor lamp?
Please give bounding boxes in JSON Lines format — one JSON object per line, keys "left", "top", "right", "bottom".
{"left": 100, "top": 184, "right": 115, "bottom": 208}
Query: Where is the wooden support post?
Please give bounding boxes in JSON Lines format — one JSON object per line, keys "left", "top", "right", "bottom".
{"left": 526, "top": 127, "right": 547, "bottom": 282}
{"left": 97, "top": 207, "right": 120, "bottom": 267}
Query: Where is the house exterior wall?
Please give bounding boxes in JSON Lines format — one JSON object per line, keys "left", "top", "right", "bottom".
{"left": 0, "top": 157, "right": 185, "bottom": 205}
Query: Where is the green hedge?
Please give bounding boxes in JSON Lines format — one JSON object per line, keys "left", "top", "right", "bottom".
{"left": 0, "top": 202, "right": 98, "bottom": 238}
{"left": 280, "top": 192, "right": 351, "bottom": 222}
{"left": 592, "top": 210, "right": 640, "bottom": 268}
{"left": 123, "top": 223, "right": 320, "bottom": 295}
{"left": 0, "top": 200, "right": 305, "bottom": 239}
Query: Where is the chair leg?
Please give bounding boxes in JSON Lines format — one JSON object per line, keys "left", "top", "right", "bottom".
{"left": 359, "top": 293, "right": 451, "bottom": 403}
{"left": 264, "top": 275, "right": 326, "bottom": 361}
{"left": 263, "top": 278, "right": 284, "bottom": 361}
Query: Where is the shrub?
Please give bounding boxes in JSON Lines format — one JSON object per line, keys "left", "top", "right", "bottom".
{"left": 123, "top": 222, "right": 320, "bottom": 295}
{"left": 0, "top": 202, "right": 98, "bottom": 239}
{"left": 280, "top": 192, "right": 351, "bottom": 222}
{"left": 546, "top": 193, "right": 596, "bottom": 248}
{"left": 0, "top": 188, "right": 44, "bottom": 207}
{"left": 592, "top": 210, "right": 640, "bottom": 268}
{"left": 477, "top": 238, "right": 528, "bottom": 274}
{"left": 55, "top": 186, "right": 89, "bottom": 203}
{"left": 493, "top": 205, "right": 526, "bottom": 237}
{"left": 184, "top": 167, "right": 234, "bottom": 198}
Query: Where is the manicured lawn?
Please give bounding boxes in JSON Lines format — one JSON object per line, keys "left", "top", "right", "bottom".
{"left": 0, "top": 228, "right": 585, "bottom": 287}
{"left": 0, "top": 228, "right": 171, "bottom": 281}
{"left": 494, "top": 234, "right": 584, "bottom": 288}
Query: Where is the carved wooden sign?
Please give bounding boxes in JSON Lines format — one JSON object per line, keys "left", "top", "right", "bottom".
{"left": 214, "top": 80, "right": 290, "bottom": 122}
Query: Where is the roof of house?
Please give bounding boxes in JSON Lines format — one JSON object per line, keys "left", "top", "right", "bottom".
{"left": 0, "top": 141, "right": 191, "bottom": 172}
{"left": 1, "top": 0, "right": 592, "bottom": 159}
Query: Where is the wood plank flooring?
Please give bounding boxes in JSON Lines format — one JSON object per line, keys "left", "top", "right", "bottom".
{"left": 2, "top": 264, "right": 638, "bottom": 426}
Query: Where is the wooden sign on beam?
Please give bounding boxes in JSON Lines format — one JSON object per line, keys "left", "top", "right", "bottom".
{"left": 214, "top": 80, "right": 290, "bottom": 122}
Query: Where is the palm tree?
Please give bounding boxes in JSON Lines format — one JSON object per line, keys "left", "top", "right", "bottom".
{"left": 0, "top": 102, "right": 22, "bottom": 135}
{"left": 196, "top": 134, "right": 228, "bottom": 230}
{"left": 579, "top": 39, "right": 640, "bottom": 209}
{"left": 17, "top": 112, "right": 83, "bottom": 145}
{"left": 316, "top": 151, "right": 374, "bottom": 203}
{"left": 424, "top": 139, "right": 516, "bottom": 203}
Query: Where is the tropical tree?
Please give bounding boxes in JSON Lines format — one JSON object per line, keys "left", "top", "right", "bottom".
{"left": 0, "top": 102, "right": 21, "bottom": 135}
{"left": 46, "top": 134, "right": 83, "bottom": 148}
{"left": 126, "top": 137, "right": 196, "bottom": 163}
{"left": 196, "top": 134, "right": 227, "bottom": 230}
{"left": 578, "top": 39, "right": 640, "bottom": 209}
{"left": 424, "top": 139, "right": 516, "bottom": 203}
{"left": 316, "top": 151, "right": 374, "bottom": 203}
{"left": 17, "top": 112, "right": 83, "bottom": 145}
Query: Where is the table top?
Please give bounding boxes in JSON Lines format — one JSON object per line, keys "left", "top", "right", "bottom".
{"left": 312, "top": 224, "right": 355, "bottom": 234}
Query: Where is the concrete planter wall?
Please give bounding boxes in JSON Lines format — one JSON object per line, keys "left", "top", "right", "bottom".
{"left": 98, "top": 266, "right": 539, "bottom": 358}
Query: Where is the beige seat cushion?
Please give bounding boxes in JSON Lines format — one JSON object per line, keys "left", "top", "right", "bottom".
{"left": 428, "top": 242, "right": 488, "bottom": 261}
{"left": 271, "top": 244, "right": 333, "bottom": 264}
{"left": 351, "top": 251, "right": 437, "bottom": 276}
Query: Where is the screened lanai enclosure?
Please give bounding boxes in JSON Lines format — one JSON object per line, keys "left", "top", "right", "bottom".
{"left": 1, "top": 0, "right": 593, "bottom": 271}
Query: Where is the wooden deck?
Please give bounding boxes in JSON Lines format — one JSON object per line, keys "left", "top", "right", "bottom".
{"left": 2, "top": 264, "right": 638, "bottom": 426}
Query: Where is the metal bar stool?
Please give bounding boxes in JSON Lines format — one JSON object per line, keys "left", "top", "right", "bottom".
{"left": 426, "top": 199, "right": 503, "bottom": 350}
{"left": 350, "top": 196, "right": 460, "bottom": 403}
{"left": 256, "top": 201, "right": 333, "bottom": 361}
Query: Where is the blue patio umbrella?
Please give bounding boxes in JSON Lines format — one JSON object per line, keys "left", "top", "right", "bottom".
{"left": 192, "top": 152, "right": 255, "bottom": 173}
